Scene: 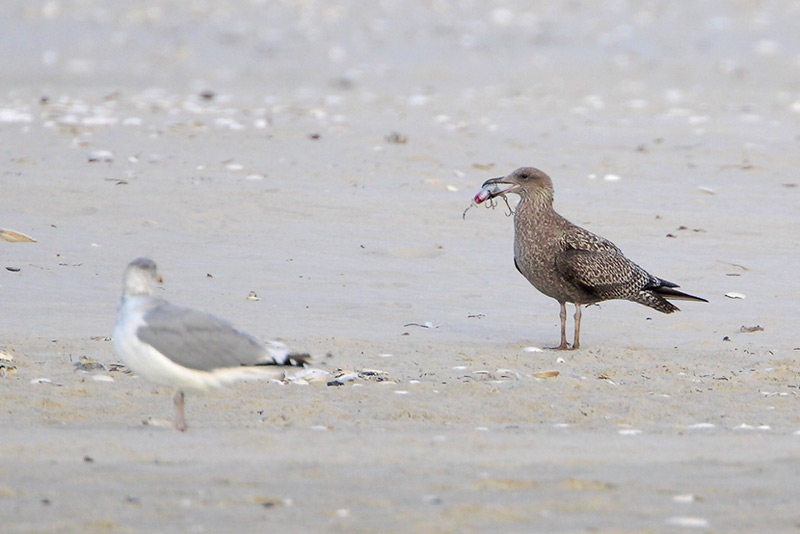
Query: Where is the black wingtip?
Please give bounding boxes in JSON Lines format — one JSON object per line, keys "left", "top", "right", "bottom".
{"left": 255, "top": 352, "right": 311, "bottom": 368}
{"left": 286, "top": 352, "right": 311, "bottom": 367}
{"left": 655, "top": 286, "right": 708, "bottom": 303}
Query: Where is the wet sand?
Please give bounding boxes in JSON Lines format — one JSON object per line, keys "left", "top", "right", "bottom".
{"left": 2, "top": 1, "right": 800, "bottom": 532}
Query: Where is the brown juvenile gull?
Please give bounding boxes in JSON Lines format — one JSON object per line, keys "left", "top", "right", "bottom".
{"left": 113, "top": 258, "right": 307, "bottom": 431}
{"left": 478, "top": 167, "right": 707, "bottom": 350}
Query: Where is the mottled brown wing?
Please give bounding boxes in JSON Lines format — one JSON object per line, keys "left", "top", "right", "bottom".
{"left": 555, "top": 248, "right": 649, "bottom": 300}
{"left": 558, "top": 227, "right": 649, "bottom": 300}
{"left": 562, "top": 224, "right": 620, "bottom": 253}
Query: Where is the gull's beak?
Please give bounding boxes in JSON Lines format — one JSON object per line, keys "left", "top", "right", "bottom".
{"left": 481, "top": 176, "right": 519, "bottom": 196}
{"left": 156, "top": 274, "right": 164, "bottom": 284}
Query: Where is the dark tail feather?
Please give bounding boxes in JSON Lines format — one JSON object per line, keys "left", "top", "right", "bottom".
{"left": 654, "top": 286, "right": 708, "bottom": 303}
{"left": 636, "top": 291, "right": 680, "bottom": 314}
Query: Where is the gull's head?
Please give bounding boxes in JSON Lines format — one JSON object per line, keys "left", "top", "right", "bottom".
{"left": 481, "top": 167, "right": 554, "bottom": 203}
{"left": 122, "top": 257, "right": 162, "bottom": 297}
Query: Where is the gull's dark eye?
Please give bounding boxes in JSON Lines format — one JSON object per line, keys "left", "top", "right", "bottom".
{"left": 518, "top": 173, "right": 529, "bottom": 180}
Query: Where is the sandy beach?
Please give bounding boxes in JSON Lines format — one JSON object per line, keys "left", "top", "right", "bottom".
{"left": 2, "top": 1, "right": 800, "bottom": 532}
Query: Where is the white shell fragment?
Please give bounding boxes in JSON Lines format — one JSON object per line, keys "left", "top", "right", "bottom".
{"left": 697, "top": 186, "right": 716, "bottom": 194}
{"left": 92, "top": 375, "right": 115, "bottom": 382}
{"left": 603, "top": 174, "right": 622, "bottom": 182}
{"left": 523, "top": 346, "right": 544, "bottom": 353}
{"left": 725, "top": 292, "right": 746, "bottom": 299}
{"left": 532, "top": 370, "right": 559, "bottom": 379}
{"left": 404, "top": 321, "right": 439, "bottom": 329}
{"left": 0, "top": 229, "right": 37, "bottom": 243}
{"left": 142, "top": 417, "right": 173, "bottom": 428}
{"left": 666, "top": 517, "right": 710, "bottom": 528}
{"left": 688, "top": 423, "right": 715, "bottom": 429}
{"left": 89, "top": 149, "right": 114, "bottom": 162}
{"left": 287, "top": 368, "right": 329, "bottom": 383}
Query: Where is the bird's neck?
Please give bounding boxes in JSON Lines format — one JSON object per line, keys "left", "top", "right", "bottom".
{"left": 515, "top": 192, "right": 556, "bottom": 221}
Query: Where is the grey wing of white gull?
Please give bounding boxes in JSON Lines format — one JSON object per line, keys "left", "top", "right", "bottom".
{"left": 136, "top": 302, "right": 274, "bottom": 372}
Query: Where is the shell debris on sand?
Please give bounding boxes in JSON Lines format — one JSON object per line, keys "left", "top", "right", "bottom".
{"left": 531, "top": 370, "right": 559, "bottom": 379}
{"left": 326, "top": 368, "right": 391, "bottom": 386}
{"left": 285, "top": 367, "right": 330, "bottom": 384}
{"left": 73, "top": 356, "right": 106, "bottom": 372}
{"left": 0, "top": 351, "right": 16, "bottom": 377}
{"left": 142, "top": 417, "right": 173, "bottom": 428}
{"left": 666, "top": 517, "right": 710, "bottom": 528}
{"left": 107, "top": 363, "right": 133, "bottom": 375}
{"left": 91, "top": 375, "right": 115, "bottom": 382}
{"left": 0, "top": 229, "right": 37, "bottom": 243}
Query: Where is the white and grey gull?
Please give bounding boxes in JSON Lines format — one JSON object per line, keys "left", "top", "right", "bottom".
{"left": 113, "top": 257, "right": 307, "bottom": 431}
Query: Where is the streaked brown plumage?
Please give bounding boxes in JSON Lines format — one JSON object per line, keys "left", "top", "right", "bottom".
{"left": 482, "top": 167, "right": 707, "bottom": 350}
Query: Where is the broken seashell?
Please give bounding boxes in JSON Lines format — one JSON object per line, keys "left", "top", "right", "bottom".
{"left": 0, "top": 362, "right": 17, "bottom": 377}
{"left": 688, "top": 423, "right": 715, "bottom": 429}
{"left": 327, "top": 370, "right": 358, "bottom": 386}
{"left": 403, "top": 321, "right": 440, "bottom": 329}
{"left": 74, "top": 356, "right": 105, "bottom": 371}
{"left": 142, "top": 417, "right": 173, "bottom": 428}
{"left": 532, "top": 370, "right": 559, "bottom": 379}
{"left": 92, "top": 375, "right": 115, "bottom": 382}
{"left": 0, "top": 229, "right": 37, "bottom": 243}
{"left": 287, "top": 368, "right": 329, "bottom": 382}
{"left": 725, "top": 292, "right": 746, "bottom": 299}
{"left": 666, "top": 517, "right": 709, "bottom": 528}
